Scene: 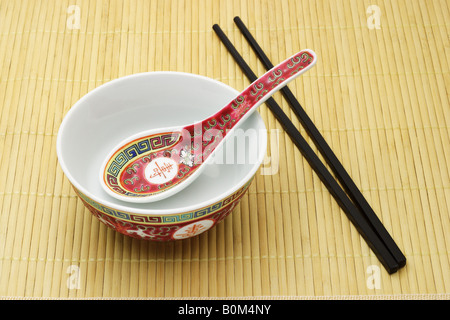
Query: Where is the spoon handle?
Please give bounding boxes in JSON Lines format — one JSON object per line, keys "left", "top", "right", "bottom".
{"left": 198, "top": 49, "right": 316, "bottom": 159}
{"left": 101, "top": 50, "right": 316, "bottom": 202}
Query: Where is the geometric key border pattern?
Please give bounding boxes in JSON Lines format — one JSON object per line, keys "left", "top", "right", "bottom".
{"left": 75, "top": 177, "right": 253, "bottom": 225}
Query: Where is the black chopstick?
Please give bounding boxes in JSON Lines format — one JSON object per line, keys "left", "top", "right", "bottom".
{"left": 212, "top": 23, "right": 400, "bottom": 274}
{"left": 233, "top": 16, "right": 406, "bottom": 269}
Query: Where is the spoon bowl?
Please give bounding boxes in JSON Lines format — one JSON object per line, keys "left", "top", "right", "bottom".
{"left": 100, "top": 49, "right": 316, "bottom": 203}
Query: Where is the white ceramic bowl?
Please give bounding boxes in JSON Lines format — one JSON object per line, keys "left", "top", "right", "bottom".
{"left": 57, "top": 72, "right": 267, "bottom": 240}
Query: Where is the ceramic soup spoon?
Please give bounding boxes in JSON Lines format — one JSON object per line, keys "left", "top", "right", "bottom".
{"left": 100, "top": 49, "right": 316, "bottom": 203}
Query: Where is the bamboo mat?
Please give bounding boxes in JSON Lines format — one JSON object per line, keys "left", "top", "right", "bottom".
{"left": 0, "top": 0, "right": 448, "bottom": 299}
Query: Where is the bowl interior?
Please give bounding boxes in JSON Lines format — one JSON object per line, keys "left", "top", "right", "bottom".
{"left": 57, "top": 72, "right": 267, "bottom": 213}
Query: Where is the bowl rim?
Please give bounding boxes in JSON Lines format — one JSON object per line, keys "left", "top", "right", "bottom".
{"left": 56, "top": 71, "right": 267, "bottom": 216}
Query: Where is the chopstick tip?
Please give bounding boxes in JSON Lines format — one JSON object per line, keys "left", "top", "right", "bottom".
{"left": 398, "top": 257, "right": 407, "bottom": 268}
